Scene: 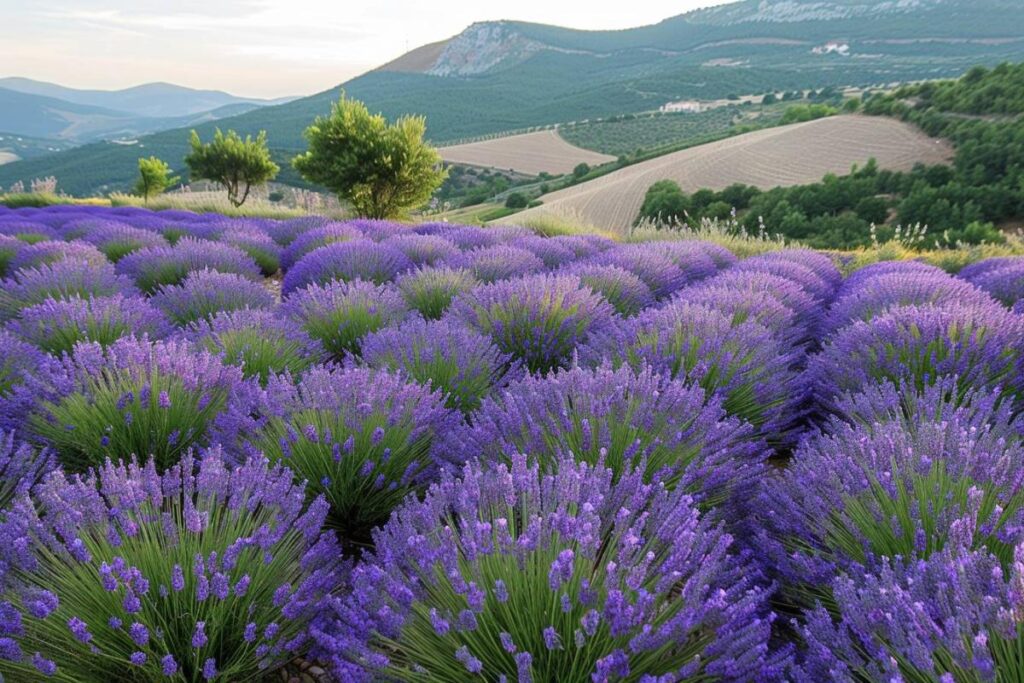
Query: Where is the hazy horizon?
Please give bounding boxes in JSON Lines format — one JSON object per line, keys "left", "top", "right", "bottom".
{"left": 1, "top": 0, "right": 732, "bottom": 99}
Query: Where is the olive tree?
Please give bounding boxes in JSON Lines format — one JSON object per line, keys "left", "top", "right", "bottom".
{"left": 184, "top": 129, "right": 279, "bottom": 207}
{"left": 134, "top": 156, "right": 179, "bottom": 203}
{"left": 292, "top": 95, "right": 447, "bottom": 219}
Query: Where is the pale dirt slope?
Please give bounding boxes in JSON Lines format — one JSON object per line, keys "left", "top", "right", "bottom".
{"left": 514, "top": 115, "right": 954, "bottom": 233}
{"left": 439, "top": 130, "right": 616, "bottom": 176}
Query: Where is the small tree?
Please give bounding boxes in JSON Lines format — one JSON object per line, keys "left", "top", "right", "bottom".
{"left": 505, "top": 192, "right": 528, "bottom": 209}
{"left": 134, "top": 156, "right": 179, "bottom": 203}
{"left": 292, "top": 95, "right": 447, "bottom": 219}
{"left": 572, "top": 163, "right": 591, "bottom": 179}
{"left": 184, "top": 129, "right": 279, "bottom": 207}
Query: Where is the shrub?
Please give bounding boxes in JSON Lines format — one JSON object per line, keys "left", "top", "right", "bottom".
{"left": 756, "top": 248, "right": 843, "bottom": 292}
{"left": 279, "top": 223, "right": 363, "bottom": 270}
{"left": 150, "top": 269, "right": 275, "bottom": 326}
{"left": 823, "top": 271, "right": 996, "bottom": 334}
{"left": 505, "top": 192, "right": 528, "bottom": 209}
{"left": 796, "top": 540, "right": 1024, "bottom": 682}
{"left": 184, "top": 309, "right": 323, "bottom": 385}
{"left": 383, "top": 233, "right": 461, "bottom": 267}
{"left": 116, "top": 238, "right": 261, "bottom": 294}
{"left": 582, "top": 301, "right": 806, "bottom": 443}
{"left": 558, "top": 263, "right": 653, "bottom": 316}
{"left": 508, "top": 235, "right": 577, "bottom": 268}
{"left": 759, "top": 378, "right": 1024, "bottom": 592}
{"left": 452, "top": 273, "right": 616, "bottom": 374}
{"left": 29, "top": 337, "right": 253, "bottom": 472}
{"left": 9, "top": 294, "right": 171, "bottom": 356}
{"left": 807, "top": 303, "right": 1024, "bottom": 414}
{"left": 675, "top": 281, "right": 813, "bottom": 349}
{"left": 637, "top": 241, "right": 719, "bottom": 281}
{"left": 0, "top": 451, "right": 342, "bottom": 681}
{"left": 588, "top": 244, "right": 693, "bottom": 299}
{"left": 0, "top": 431, "right": 55, "bottom": 510}
{"left": 961, "top": 258, "right": 1024, "bottom": 308}
{"left": 360, "top": 317, "right": 517, "bottom": 414}
{"left": 732, "top": 256, "right": 835, "bottom": 304}
{"left": 220, "top": 227, "right": 282, "bottom": 276}
{"left": 704, "top": 270, "right": 822, "bottom": 336}
{"left": 448, "top": 364, "right": 765, "bottom": 516}
{"left": 840, "top": 258, "right": 945, "bottom": 291}
{"left": 8, "top": 240, "right": 108, "bottom": 272}
{"left": 396, "top": 266, "right": 477, "bottom": 320}
{"left": 0, "top": 235, "right": 23, "bottom": 278}
{"left": 0, "top": 330, "right": 54, "bottom": 432}
{"left": 0, "top": 259, "right": 135, "bottom": 320}
{"left": 453, "top": 245, "right": 545, "bottom": 283}
{"left": 281, "top": 241, "right": 413, "bottom": 296}
{"left": 244, "top": 366, "right": 456, "bottom": 544}
{"left": 285, "top": 279, "right": 408, "bottom": 360}
{"left": 77, "top": 221, "right": 169, "bottom": 262}
{"left": 321, "top": 455, "right": 778, "bottom": 682}
{"left": 0, "top": 221, "right": 58, "bottom": 244}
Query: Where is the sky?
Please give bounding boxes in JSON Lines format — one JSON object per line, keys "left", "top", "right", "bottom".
{"left": 0, "top": 0, "right": 732, "bottom": 99}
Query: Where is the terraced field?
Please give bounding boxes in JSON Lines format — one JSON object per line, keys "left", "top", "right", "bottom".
{"left": 514, "top": 115, "right": 954, "bottom": 232}
{"left": 438, "top": 129, "right": 615, "bottom": 176}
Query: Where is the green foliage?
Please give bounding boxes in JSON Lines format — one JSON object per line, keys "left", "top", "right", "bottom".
{"left": 133, "top": 156, "right": 179, "bottom": 202}
{"left": 504, "top": 191, "right": 528, "bottom": 209}
{"left": 637, "top": 179, "right": 690, "bottom": 225}
{"left": 292, "top": 95, "right": 447, "bottom": 219}
{"left": 0, "top": 192, "right": 65, "bottom": 208}
{"left": 780, "top": 103, "right": 838, "bottom": 124}
{"left": 572, "top": 162, "right": 591, "bottom": 179}
{"left": 185, "top": 128, "right": 279, "bottom": 207}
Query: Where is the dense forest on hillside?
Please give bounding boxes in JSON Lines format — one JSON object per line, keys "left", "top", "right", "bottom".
{"left": 639, "top": 63, "right": 1024, "bottom": 249}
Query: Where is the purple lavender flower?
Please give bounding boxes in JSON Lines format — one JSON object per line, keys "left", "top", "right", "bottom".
{"left": 116, "top": 237, "right": 261, "bottom": 294}
{"left": 758, "top": 377, "right": 1024, "bottom": 591}
{"left": 150, "top": 268, "right": 275, "bottom": 326}
{"left": 395, "top": 266, "right": 478, "bottom": 320}
{"left": 183, "top": 308, "right": 324, "bottom": 384}
{"left": 281, "top": 240, "right": 413, "bottom": 295}
{"left": 507, "top": 235, "right": 578, "bottom": 268}
{"left": 0, "top": 221, "right": 58, "bottom": 243}
{"left": 450, "top": 245, "right": 546, "bottom": 283}
{"left": 557, "top": 263, "right": 654, "bottom": 316}
{"left": 451, "top": 273, "right": 616, "bottom": 374}
{"left": 360, "top": 316, "right": 519, "bottom": 414}
{"left": 247, "top": 365, "right": 457, "bottom": 544}
{"left": 581, "top": 300, "right": 806, "bottom": 443}
{"left": 284, "top": 279, "right": 408, "bottom": 359}
{"left": 587, "top": 244, "right": 698, "bottom": 299}
{"left": 960, "top": 257, "right": 1024, "bottom": 309}
{"left": 840, "top": 259, "right": 946, "bottom": 294}
{"left": 807, "top": 303, "right": 1024, "bottom": 415}
{"left": 219, "top": 226, "right": 282, "bottom": 276}
{"left": 0, "top": 235, "right": 24, "bottom": 279}
{"left": 0, "top": 450, "right": 342, "bottom": 681}
{"left": 77, "top": 220, "right": 169, "bottom": 262}
{"left": 732, "top": 254, "right": 835, "bottom": 303}
{"left": 754, "top": 248, "right": 842, "bottom": 292}
{"left": 0, "top": 259, "right": 136, "bottom": 320}
{"left": 317, "top": 455, "right": 779, "bottom": 681}
{"left": 0, "top": 330, "right": 59, "bottom": 433}
{"left": 279, "top": 222, "right": 363, "bottom": 270}
{"left": 9, "top": 294, "right": 171, "bottom": 355}
{"left": 446, "top": 363, "right": 766, "bottom": 520}
{"left": 673, "top": 279, "right": 812, "bottom": 348}
{"left": 28, "top": 336, "right": 256, "bottom": 471}
{"left": 8, "top": 240, "right": 108, "bottom": 272}
{"left": 823, "top": 270, "right": 996, "bottom": 334}
{"left": 383, "top": 233, "right": 461, "bottom": 267}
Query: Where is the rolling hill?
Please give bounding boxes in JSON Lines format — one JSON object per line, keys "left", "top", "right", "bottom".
{"left": 438, "top": 131, "right": 615, "bottom": 175}
{"left": 513, "top": 115, "right": 954, "bottom": 232}
{"left": 0, "top": 78, "right": 294, "bottom": 118}
{"left": 0, "top": 0, "right": 1021, "bottom": 195}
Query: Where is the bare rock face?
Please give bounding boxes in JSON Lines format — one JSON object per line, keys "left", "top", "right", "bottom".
{"left": 427, "top": 22, "right": 546, "bottom": 77}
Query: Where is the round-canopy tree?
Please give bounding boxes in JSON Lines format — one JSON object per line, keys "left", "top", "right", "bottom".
{"left": 184, "top": 128, "right": 279, "bottom": 207}
{"left": 292, "top": 95, "right": 447, "bottom": 219}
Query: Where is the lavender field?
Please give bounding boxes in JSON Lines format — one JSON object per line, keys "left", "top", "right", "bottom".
{"left": 1, "top": 204, "right": 1023, "bottom": 681}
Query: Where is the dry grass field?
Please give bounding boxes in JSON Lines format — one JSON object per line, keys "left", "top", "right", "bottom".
{"left": 0, "top": 152, "right": 20, "bottom": 166}
{"left": 438, "top": 130, "right": 615, "bottom": 176}
{"left": 513, "top": 115, "right": 954, "bottom": 233}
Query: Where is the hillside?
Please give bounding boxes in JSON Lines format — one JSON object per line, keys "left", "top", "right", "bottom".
{"left": 0, "top": 0, "right": 1021, "bottom": 195}
{"left": 0, "top": 78, "right": 294, "bottom": 118}
{"left": 514, "top": 115, "right": 953, "bottom": 232}
{"left": 438, "top": 131, "right": 615, "bottom": 175}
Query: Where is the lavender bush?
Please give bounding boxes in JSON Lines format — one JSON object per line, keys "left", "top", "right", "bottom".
{"left": 281, "top": 241, "right": 413, "bottom": 295}
{"left": 244, "top": 366, "right": 456, "bottom": 545}
{"left": 279, "top": 223, "right": 363, "bottom": 270}
{"left": 150, "top": 269, "right": 275, "bottom": 326}
{"left": 558, "top": 263, "right": 654, "bottom": 316}
{"left": 77, "top": 221, "right": 169, "bottom": 262}
{"left": 8, "top": 240, "right": 108, "bottom": 272}
{"left": 0, "top": 259, "right": 136, "bottom": 320}
{"left": 453, "top": 245, "right": 546, "bottom": 283}
{"left": 0, "top": 431, "right": 55, "bottom": 509}
{"left": 116, "top": 238, "right": 261, "bottom": 294}
{"left": 396, "top": 266, "right": 477, "bottom": 320}
{"left": 319, "top": 455, "right": 781, "bottom": 682}
{"left": 0, "top": 451, "right": 342, "bottom": 681}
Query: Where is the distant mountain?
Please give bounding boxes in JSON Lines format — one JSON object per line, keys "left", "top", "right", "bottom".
{"left": 2, "top": 0, "right": 1022, "bottom": 195}
{"left": 0, "top": 87, "right": 271, "bottom": 143}
{"left": 0, "top": 78, "right": 296, "bottom": 118}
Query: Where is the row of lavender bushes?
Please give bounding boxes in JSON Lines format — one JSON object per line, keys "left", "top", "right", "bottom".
{"left": 0, "top": 203, "right": 1023, "bottom": 681}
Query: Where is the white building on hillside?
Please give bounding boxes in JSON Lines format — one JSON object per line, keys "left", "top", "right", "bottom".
{"left": 660, "top": 100, "right": 703, "bottom": 113}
